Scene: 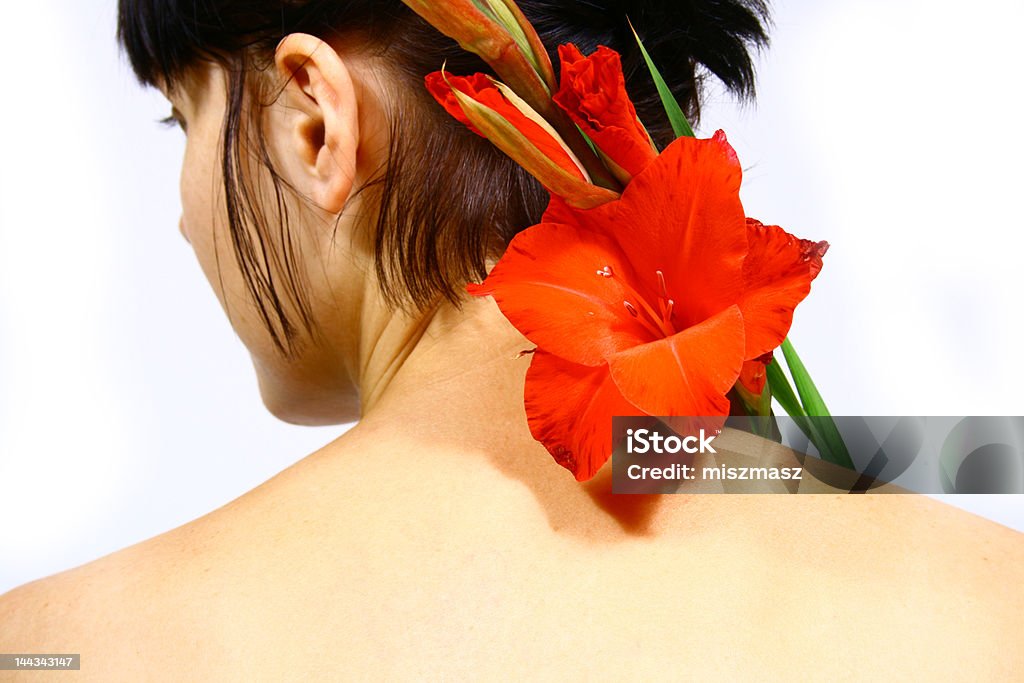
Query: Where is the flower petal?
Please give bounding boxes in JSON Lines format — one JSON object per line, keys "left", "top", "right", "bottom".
{"left": 468, "top": 220, "right": 656, "bottom": 365}
{"left": 553, "top": 44, "right": 658, "bottom": 183}
{"left": 425, "top": 72, "right": 579, "bottom": 178}
{"left": 739, "top": 356, "right": 771, "bottom": 395}
{"left": 732, "top": 354, "right": 774, "bottom": 416}
{"left": 607, "top": 305, "right": 745, "bottom": 417}
{"left": 426, "top": 71, "right": 620, "bottom": 209}
{"left": 402, "top": 0, "right": 556, "bottom": 118}
{"left": 545, "top": 133, "right": 749, "bottom": 331}
{"left": 738, "top": 218, "right": 829, "bottom": 359}
{"left": 524, "top": 350, "right": 642, "bottom": 481}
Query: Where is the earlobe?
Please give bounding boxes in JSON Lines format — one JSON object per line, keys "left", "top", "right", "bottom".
{"left": 273, "top": 33, "right": 360, "bottom": 214}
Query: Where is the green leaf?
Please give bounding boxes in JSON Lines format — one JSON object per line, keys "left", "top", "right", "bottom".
{"left": 778, "top": 339, "right": 854, "bottom": 469}
{"left": 766, "top": 357, "right": 805, "bottom": 418}
{"left": 630, "top": 21, "right": 695, "bottom": 139}
{"left": 780, "top": 339, "right": 830, "bottom": 417}
{"left": 766, "top": 357, "right": 824, "bottom": 457}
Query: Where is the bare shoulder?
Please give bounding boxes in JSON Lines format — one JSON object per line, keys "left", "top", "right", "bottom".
{"left": 0, "top": 431, "right": 423, "bottom": 680}
{"left": 0, "top": 537, "right": 156, "bottom": 632}
{"left": 717, "top": 429, "right": 1024, "bottom": 581}
{"left": 763, "top": 491, "right": 1024, "bottom": 598}
{"left": 765, "top": 493, "right": 1023, "bottom": 674}
{"left": 0, "top": 514, "right": 233, "bottom": 681}
{"left": 0, "top": 431, "right": 1021, "bottom": 680}
{"left": 0, "top": 434, "right": 348, "bottom": 678}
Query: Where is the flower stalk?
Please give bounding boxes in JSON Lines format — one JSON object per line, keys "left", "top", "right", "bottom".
{"left": 400, "top": 0, "right": 619, "bottom": 190}
{"left": 427, "top": 71, "right": 620, "bottom": 208}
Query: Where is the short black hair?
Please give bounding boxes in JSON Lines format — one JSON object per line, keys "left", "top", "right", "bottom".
{"left": 119, "top": 0, "right": 770, "bottom": 357}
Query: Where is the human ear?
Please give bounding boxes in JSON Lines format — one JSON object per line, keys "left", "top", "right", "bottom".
{"left": 273, "top": 33, "right": 360, "bottom": 214}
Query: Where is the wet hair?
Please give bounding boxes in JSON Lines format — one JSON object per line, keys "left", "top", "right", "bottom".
{"left": 118, "top": 0, "right": 770, "bottom": 357}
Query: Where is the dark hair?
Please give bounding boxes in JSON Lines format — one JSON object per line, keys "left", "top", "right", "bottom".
{"left": 118, "top": 0, "right": 770, "bottom": 357}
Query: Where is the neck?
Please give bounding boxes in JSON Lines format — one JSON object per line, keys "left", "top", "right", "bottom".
{"left": 359, "top": 294, "right": 532, "bottom": 438}
{"left": 347, "top": 294, "right": 676, "bottom": 538}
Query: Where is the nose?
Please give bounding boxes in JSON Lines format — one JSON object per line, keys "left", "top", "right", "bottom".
{"left": 179, "top": 217, "right": 191, "bottom": 244}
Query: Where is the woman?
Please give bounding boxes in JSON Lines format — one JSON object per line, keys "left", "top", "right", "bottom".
{"left": 1, "top": 0, "right": 1020, "bottom": 679}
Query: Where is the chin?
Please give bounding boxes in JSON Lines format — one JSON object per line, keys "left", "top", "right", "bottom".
{"left": 253, "top": 363, "right": 360, "bottom": 426}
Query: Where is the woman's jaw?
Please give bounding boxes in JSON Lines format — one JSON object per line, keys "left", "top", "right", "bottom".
{"left": 158, "top": 38, "right": 548, "bottom": 437}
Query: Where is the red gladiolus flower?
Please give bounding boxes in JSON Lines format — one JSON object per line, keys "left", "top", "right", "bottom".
{"left": 468, "top": 131, "right": 826, "bottom": 480}
{"left": 732, "top": 356, "right": 774, "bottom": 418}
{"left": 739, "top": 356, "right": 771, "bottom": 397}
{"left": 553, "top": 44, "right": 658, "bottom": 184}
{"left": 735, "top": 222, "right": 828, "bottom": 402}
{"left": 739, "top": 218, "right": 829, "bottom": 358}
{"left": 732, "top": 224, "right": 827, "bottom": 415}
{"left": 425, "top": 71, "right": 619, "bottom": 208}
{"left": 425, "top": 71, "right": 585, "bottom": 180}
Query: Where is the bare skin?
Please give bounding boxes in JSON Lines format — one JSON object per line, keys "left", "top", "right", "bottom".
{"left": 1, "top": 297, "right": 1021, "bottom": 680}
{"left": 1, "top": 36, "right": 1021, "bottom": 681}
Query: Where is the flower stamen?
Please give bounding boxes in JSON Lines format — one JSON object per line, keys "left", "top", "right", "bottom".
{"left": 601, "top": 264, "right": 678, "bottom": 338}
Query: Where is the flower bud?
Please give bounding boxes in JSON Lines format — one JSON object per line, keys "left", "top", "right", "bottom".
{"left": 426, "top": 71, "right": 620, "bottom": 209}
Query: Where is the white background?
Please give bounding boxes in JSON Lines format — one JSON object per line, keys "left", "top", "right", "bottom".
{"left": 1, "top": 0, "right": 1022, "bottom": 595}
